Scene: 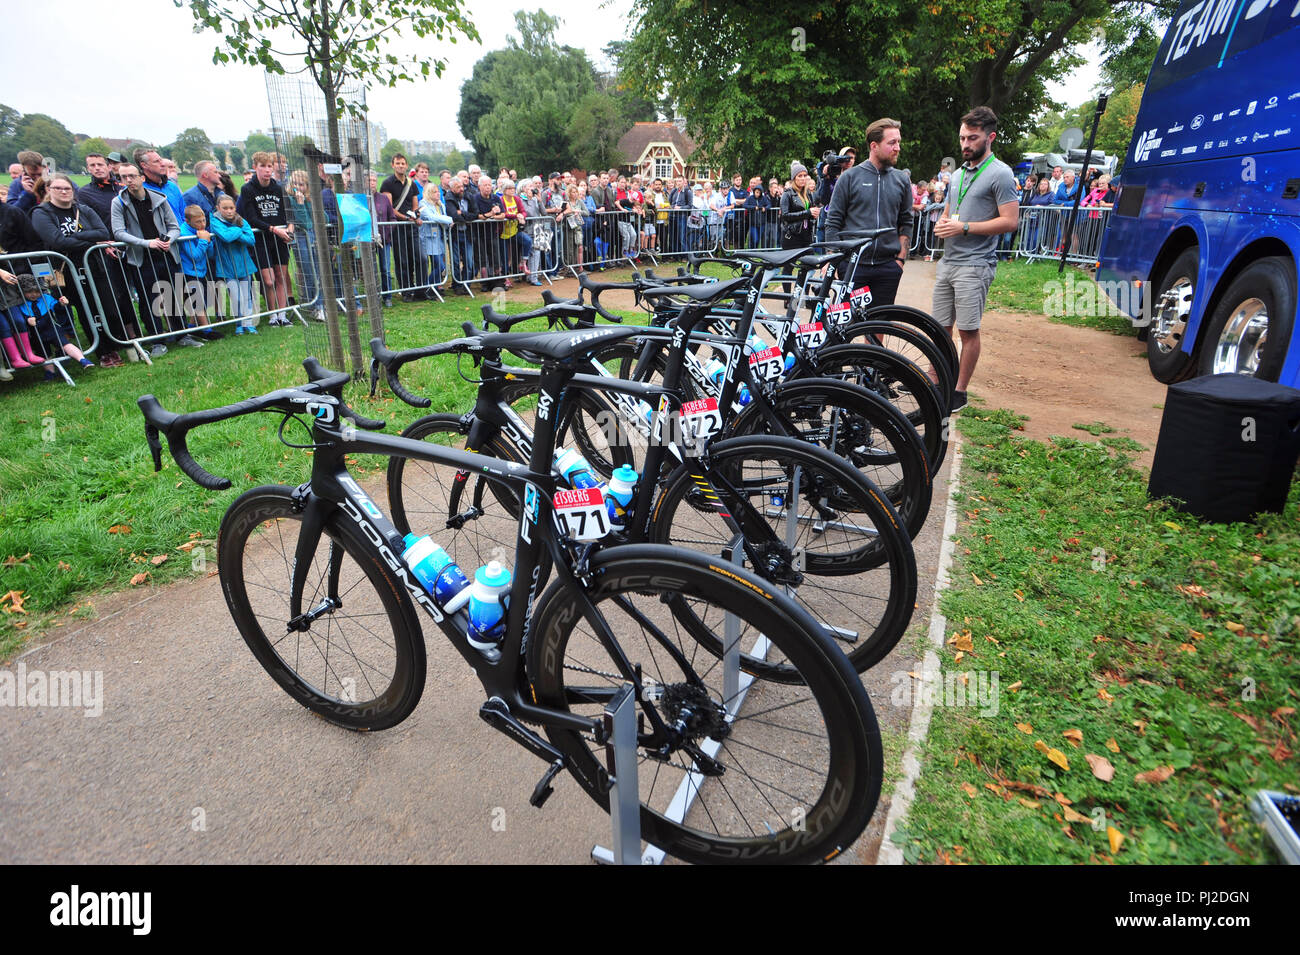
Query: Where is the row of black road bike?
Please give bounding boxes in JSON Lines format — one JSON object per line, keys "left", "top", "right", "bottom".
{"left": 138, "top": 229, "right": 959, "bottom": 864}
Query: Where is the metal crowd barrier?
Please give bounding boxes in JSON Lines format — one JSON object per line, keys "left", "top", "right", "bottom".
{"left": 374, "top": 218, "right": 453, "bottom": 302}
{"left": 445, "top": 216, "right": 559, "bottom": 296}
{"left": 0, "top": 249, "right": 99, "bottom": 385}
{"left": 1012, "top": 205, "right": 1112, "bottom": 265}
{"left": 719, "top": 208, "right": 782, "bottom": 254}
{"left": 83, "top": 231, "right": 294, "bottom": 364}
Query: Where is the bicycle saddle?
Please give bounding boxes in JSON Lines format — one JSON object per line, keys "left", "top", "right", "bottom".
{"left": 476, "top": 324, "right": 648, "bottom": 363}
{"left": 637, "top": 275, "right": 751, "bottom": 302}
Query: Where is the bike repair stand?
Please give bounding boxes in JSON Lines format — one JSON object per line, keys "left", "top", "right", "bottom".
{"left": 592, "top": 540, "right": 771, "bottom": 865}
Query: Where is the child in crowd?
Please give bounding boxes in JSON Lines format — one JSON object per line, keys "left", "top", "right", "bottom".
{"left": 178, "top": 204, "right": 220, "bottom": 338}
{"left": 0, "top": 266, "right": 44, "bottom": 374}
{"left": 16, "top": 274, "right": 92, "bottom": 379}
{"left": 208, "top": 195, "right": 259, "bottom": 334}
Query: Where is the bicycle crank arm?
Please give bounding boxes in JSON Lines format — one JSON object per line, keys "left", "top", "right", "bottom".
{"left": 478, "top": 697, "right": 570, "bottom": 808}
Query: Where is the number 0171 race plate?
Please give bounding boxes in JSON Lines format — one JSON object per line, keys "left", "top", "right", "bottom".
{"left": 553, "top": 487, "right": 610, "bottom": 541}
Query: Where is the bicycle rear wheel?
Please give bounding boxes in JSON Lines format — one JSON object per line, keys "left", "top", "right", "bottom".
{"left": 528, "top": 544, "right": 882, "bottom": 864}
{"left": 650, "top": 434, "right": 917, "bottom": 674}
{"left": 219, "top": 485, "right": 425, "bottom": 731}
{"left": 728, "top": 377, "right": 932, "bottom": 541}
{"left": 812, "top": 342, "right": 948, "bottom": 469}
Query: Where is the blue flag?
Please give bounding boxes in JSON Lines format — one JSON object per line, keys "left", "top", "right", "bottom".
{"left": 337, "top": 192, "right": 372, "bottom": 245}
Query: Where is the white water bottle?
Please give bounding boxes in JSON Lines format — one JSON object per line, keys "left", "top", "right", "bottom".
{"left": 467, "top": 561, "right": 512, "bottom": 653}
{"left": 554, "top": 446, "right": 601, "bottom": 490}
{"left": 604, "top": 465, "right": 638, "bottom": 528}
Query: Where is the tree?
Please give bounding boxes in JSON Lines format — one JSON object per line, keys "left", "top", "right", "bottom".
{"left": 619, "top": 0, "right": 1173, "bottom": 180}
{"left": 567, "top": 91, "right": 624, "bottom": 173}
{"left": 171, "top": 127, "right": 213, "bottom": 170}
{"left": 0, "top": 104, "right": 20, "bottom": 166}
{"left": 183, "top": 0, "right": 480, "bottom": 375}
{"left": 77, "top": 137, "right": 110, "bottom": 167}
{"left": 458, "top": 49, "right": 510, "bottom": 168}
{"left": 14, "top": 113, "right": 75, "bottom": 168}
{"left": 228, "top": 146, "right": 245, "bottom": 170}
{"left": 380, "top": 138, "right": 407, "bottom": 166}
{"left": 468, "top": 11, "right": 597, "bottom": 174}
{"left": 244, "top": 131, "right": 276, "bottom": 156}
{"left": 444, "top": 147, "right": 465, "bottom": 171}
{"left": 213, "top": 145, "right": 229, "bottom": 168}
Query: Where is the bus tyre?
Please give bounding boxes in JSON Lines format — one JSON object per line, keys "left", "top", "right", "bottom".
{"left": 1147, "top": 248, "right": 1200, "bottom": 383}
{"left": 1197, "top": 256, "right": 1296, "bottom": 382}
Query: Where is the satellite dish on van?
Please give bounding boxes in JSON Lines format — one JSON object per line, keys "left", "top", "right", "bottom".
{"left": 940, "top": 156, "right": 956, "bottom": 171}
{"left": 1060, "top": 127, "right": 1084, "bottom": 151}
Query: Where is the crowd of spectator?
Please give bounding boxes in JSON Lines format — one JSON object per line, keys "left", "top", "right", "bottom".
{"left": 0, "top": 137, "right": 1122, "bottom": 382}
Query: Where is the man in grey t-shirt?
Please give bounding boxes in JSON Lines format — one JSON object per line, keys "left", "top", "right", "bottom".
{"left": 931, "top": 105, "right": 1020, "bottom": 411}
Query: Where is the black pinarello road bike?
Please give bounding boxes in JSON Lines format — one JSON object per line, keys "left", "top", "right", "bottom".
{"left": 138, "top": 343, "right": 882, "bottom": 864}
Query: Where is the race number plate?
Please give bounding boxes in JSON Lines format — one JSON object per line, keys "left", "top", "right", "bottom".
{"left": 827, "top": 302, "right": 852, "bottom": 326}
{"left": 749, "top": 346, "right": 784, "bottom": 381}
{"left": 796, "top": 321, "right": 827, "bottom": 348}
{"left": 679, "top": 397, "right": 722, "bottom": 441}
{"left": 553, "top": 487, "right": 609, "bottom": 541}
{"left": 849, "top": 284, "right": 873, "bottom": 309}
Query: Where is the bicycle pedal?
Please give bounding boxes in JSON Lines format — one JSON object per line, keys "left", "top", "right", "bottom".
{"left": 530, "top": 759, "right": 565, "bottom": 808}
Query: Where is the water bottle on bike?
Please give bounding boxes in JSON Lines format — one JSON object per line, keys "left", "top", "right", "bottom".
{"left": 467, "top": 561, "right": 512, "bottom": 657}
{"left": 554, "top": 446, "right": 602, "bottom": 490}
{"left": 401, "top": 534, "right": 473, "bottom": 612}
{"left": 604, "top": 465, "right": 638, "bottom": 528}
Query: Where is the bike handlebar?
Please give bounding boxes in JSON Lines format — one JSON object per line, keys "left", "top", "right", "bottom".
{"left": 139, "top": 359, "right": 384, "bottom": 491}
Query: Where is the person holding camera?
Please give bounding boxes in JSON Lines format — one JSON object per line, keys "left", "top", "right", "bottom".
{"left": 823, "top": 118, "right": 914, "bottom": 308}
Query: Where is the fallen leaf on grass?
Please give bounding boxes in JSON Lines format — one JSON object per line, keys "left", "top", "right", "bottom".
{"left": 972, "top": 573, "right": 983, "bottom": 585}
{"left": 960, "top": 782, "right": 978, "bottom": 798}
{"left": 984, "top": 783, "right": 1005, "bottom": 795}
{"left": 1135, "top": 766, "right": 1175, "bottom": 785}
{"left": 1162, "top": 521, "right": 1182, "bottom": 531}
{"left": 1105, "top": 738, "right": 1120, "bottom": 753}
{"left": 1017, "top": 797, "right": 1041, "bottom": 809}
{"left": 948, "top": 630, "right": 974, "bottom": 652}
{"left": 188, "top": 531, "right": 202, "bottom": 539}
{"left": 1, "top": 590, "right": 28, "bottom": 614}
{"left": 1233, "top": 712, "right": 1262, "bottom": 731}
{"left": 1178, "top": 643, "right": 1197, "bottom": 653}
{"left": 177, "top": 541, "right": 197, "bottom": 552}
{"left": 1086, "top": 754, "right": 1115, "bottom": 782}
{"left": 108, "top": 524, "right": 131, "bottom": 535}
{"left": 1007, "top": 681, "right": 1022, "bottom": 693}
{"left": 1225, "top": 621, "right": 1245, "bottom": 633}
{"left": 1162, "top": 817, "right": 1181, "bottom": 833}
{"left": 1107, "top": 826, "right": 1125, "bottom": 854}
{"left": 1015, "top": 722, "right": 1033, "bottom": 734}
{"left": 1063, "top": 806, "right": 1091, "bottom": 824}
{"left": 129, "top": 573, "right": 149, "bottom": 586}
{"left": 149, "top": 554, "right": 168, "bottom": 566}
{"left": 1274, "top": 707, "right": 1297, "bottom": 720}
{"left": 1097, "top": 687, "right": 1115, "bottom": 703}
{"left": 57, "top": 561, "right": 71, "bottom": 572}
{"left": 954, "top": 651, "right": 964, "bottom": 663}
{"left": 1063, "top": 729, "right": 1083, "bottom": 747}
{"left": 1188, "top": 629, "right": 1205, "bottom": 641}
{"left": 2, "top": 552, "right": 32, "bottom": 568}
{"left": 1013, "top": 590, "right": 1024, "bottom": 602}
{"left": 1035, "top": 740, "right": 1070, "bottom": 771}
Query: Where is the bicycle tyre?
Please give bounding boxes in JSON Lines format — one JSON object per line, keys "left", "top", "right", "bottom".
{"left": 527, "top": 543, "right": 882, "bottom": 864}
{"left": 811, "top": 342, "right": 949, "bottom": 469}
{"left": 649, "top": 434, "right": 917, "bottom": 674}
{"left": 727, "top": 376, "right": 933, "bottom": 542}
{"left": 856, "top": 303, "right": 959, "bottom": 379}
{"left": 386, "top": 413, "right": 550, "bottom": 584}
{"left": 219, "top": 484, "right": 426, "bottom": 731}
{"left": 842, "top": 320, "right": 955, "bottom": 408}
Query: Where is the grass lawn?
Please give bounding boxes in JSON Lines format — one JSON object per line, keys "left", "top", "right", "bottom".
{"left": 987, "top": 258, "right": 1139, "bottom": 337}
{"left": 0, "top": 275, "right": 641, "bottom": 657}
{"left": 894, "top": 406, "right": 1300, "bottom": 864}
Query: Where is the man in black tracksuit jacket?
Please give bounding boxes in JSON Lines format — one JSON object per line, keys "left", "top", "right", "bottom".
{"left": 823, "top": 118, "right": 914, "bottom": 307}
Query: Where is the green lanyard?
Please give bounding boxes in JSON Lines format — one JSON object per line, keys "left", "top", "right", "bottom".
{"left": 955, "top": 153, "right": 995, "bottom": 214}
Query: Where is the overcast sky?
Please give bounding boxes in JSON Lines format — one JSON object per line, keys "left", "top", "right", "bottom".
{"left": 6, "top": 0, "right": 1101, "bottom": 151}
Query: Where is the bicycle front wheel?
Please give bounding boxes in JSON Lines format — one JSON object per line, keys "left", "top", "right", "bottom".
{"left": 218, "top": 485, "right": 426, "bottom": 731}
{"left": 528, "top": 544, "right": 882, "bottom": 864}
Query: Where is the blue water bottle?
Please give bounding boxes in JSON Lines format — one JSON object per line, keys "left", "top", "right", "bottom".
{"left": 604, "top": 465, "right": 639, "bottom": 528}
{"left": 704, "top": 357, "right": 727, "bottom": 387}
{"left": 467, "top": 561, "right": 512, "bottom": 653}
{"left": 554, "top": 447, "right": 602, "bottom": 490}
{"left": 401, "top": 534, "right": 473, "bottom": 612}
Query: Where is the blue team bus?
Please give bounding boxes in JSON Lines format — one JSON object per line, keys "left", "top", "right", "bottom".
{"left": 1097, "top": 0, "right": 1300, "bottom": 385}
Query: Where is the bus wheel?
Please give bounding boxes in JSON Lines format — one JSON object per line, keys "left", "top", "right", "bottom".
{"left": 1198, "top": 256, "right": 1296, "bottom": 382}
{"left": 1147, "top": 248, "right": 1200, "bottom": 383}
